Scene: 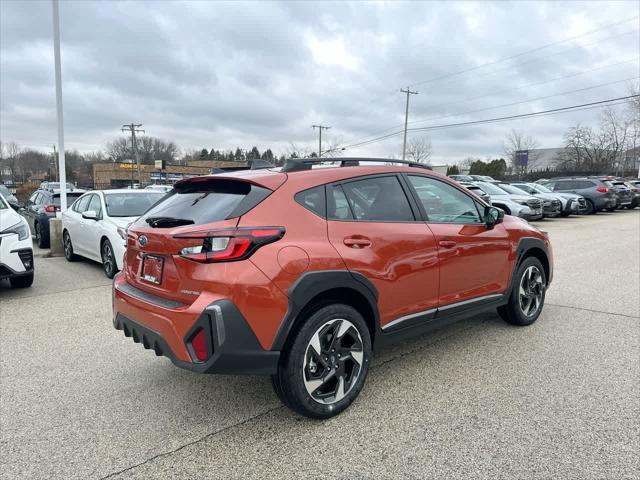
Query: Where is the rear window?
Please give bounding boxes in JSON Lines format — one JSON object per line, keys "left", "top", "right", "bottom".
{"left": 137, "top": 179, "right": 271, "bottom": 227}
{"left": 105, "top": 192, "right": 164, "bottom": 217}
{"left": 52, "top": 193, "right": 83, "bottom": 205}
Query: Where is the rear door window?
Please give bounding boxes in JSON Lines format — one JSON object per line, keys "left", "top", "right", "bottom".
{"left": 339, "top": 175, "right": 414, "bottom": 222}
{"left": 137, "top": 179, "right": 271, "bottom": 227}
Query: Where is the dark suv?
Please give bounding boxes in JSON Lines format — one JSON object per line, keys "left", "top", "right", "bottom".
{"left": 20, "top": 187, "right": 85, "bottom": 248}
{"left": 113, "top": 158, "right": 553, "bottom": 419}
{"left": 544, "top": 178, "right": 616, "bottom": 214}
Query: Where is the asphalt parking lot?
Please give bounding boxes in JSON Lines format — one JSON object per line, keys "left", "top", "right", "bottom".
{"left": 1, "top": 210, "right": 638, "bottom": 479}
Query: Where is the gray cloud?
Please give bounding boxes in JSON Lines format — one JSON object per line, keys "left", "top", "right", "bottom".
{"left": 1, "top": 0, "right": 638, "bottom": 162}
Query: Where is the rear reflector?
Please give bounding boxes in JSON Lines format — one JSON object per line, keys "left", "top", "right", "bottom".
{"left": 191, "top": 328, "right": 209, "bottom": 362}
{"left": 175, "top": 227, "right": 284, "bottom": 263}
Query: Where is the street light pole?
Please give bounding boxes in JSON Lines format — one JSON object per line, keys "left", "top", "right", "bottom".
{"left": 52, "top": 0, "right": 67, "bottom": 212}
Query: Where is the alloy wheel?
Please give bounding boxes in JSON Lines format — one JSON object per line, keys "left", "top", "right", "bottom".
{"left": 64, "top": 233, "right": 72, "bottom": 258}
{"left": 518, "top": 265, "right": 544, "bottom": 317}
{"left": 303, "top": 319, "right": 364, "bottom": 405}
{"left": 102, "top": 242, "right": 114, "bottom": 277}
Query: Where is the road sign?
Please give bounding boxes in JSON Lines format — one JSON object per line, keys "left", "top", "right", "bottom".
{"left": 515, "top": 150, "right": 529, "bottom": 167}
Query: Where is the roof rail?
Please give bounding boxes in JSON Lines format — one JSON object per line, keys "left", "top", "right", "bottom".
{"left": 282, "top": 157, "right": 432, "bottom": 173}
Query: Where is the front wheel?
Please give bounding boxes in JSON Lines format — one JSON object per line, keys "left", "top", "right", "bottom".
{"left": 35, "top": 222, "right": 50, "bottom": 249}
{"left": 63, "top": 231, "right": 78, "bottom": 261}
{"left": 498, "top": 256, "right": 546, "bottom": 326}
{"left": 584, "top": 199, "right": 596, "bottom": 215}
{"left": 101, "top": 239, "right": 117, "bottom": 279}
{"left": 272, "top": 304, "right": 372, "bottom": 419}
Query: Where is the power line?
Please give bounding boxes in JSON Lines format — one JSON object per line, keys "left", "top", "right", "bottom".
{"left": 340, "top": 95, "right": 639, "bottom": 150}
{"left": 407, "top": 16, "right": 639, "bottom": 88}
{"left": 344, "top": 71, "right": 639, "bottom": 147}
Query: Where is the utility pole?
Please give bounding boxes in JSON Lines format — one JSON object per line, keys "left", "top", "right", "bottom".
{"left": 312, "top": 125, "right": 330, "bottom": 158}
{"left": 121, "top": 123, "right": 144, "bottom": 185}
{"left": 400, "top": 87, "right": 419, "bottom": 161}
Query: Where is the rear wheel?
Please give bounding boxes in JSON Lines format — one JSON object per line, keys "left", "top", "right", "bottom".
{"left": 498, "top": 256, "right": 546, "bottom": 326}
{"left": 35, "top": 222, "right": 50, "bottom": 249}
{"left": 10, "top": 272, "right": 34, "bottom": 288}
{"left": 272, "top": 304, "right": 372, "bottom": 419}
{"left": 101, "top": 239, "right": 117, "bottom": 279}
{"left": 63, "top": 231, "right": 78, "bottom": 261}
{"left": 584, "top": 199, "right": 596, "bottom": 215}
{"left": 606, "top": 207, "right": 616, "bottom": 212}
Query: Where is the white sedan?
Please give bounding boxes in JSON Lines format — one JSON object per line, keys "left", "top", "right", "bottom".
{"left": 0, "top": 192, "right": 34, "bottom": 288}
{"left": 61, "top": 189, "right": 166, "bottom": 278}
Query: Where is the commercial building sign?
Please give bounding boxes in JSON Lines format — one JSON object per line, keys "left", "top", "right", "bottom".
{"left": 515, "top": 150, "right": 529, "bottom": 167}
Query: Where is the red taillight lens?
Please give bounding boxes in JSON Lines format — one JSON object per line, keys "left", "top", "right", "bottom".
{"left": 597, "top": 187, "right": 608, "bottom": 193}
{"left": 190, "top": 328, "right": 208, "bottom": 362}
{"left": 175, "top": 227, "right": 285, "bottom": 263}
{"left": 44, "top": 204, "right": 59, "bottom": 213}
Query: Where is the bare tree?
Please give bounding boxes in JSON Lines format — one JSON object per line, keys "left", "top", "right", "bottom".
{"left": 285, "top": 142, "right": 315, "bottom": 159}
{"left": 4, "top": 142, "right": 21, "bottom": 181}
{"left": 503, "top": 129, "right": 540, "bottom": 173}
{"left": 321, "top": 137, "right": 345, "bottom": 157}
{"left": 405, "top": 137, "right": 432, "bottom": 163}
{"left": 105, "top": 137, "right": 131, "bottom": 162}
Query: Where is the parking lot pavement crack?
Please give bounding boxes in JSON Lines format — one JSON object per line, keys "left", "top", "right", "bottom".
{"left": 545, "top": 302, "right": 640, "bottom": 319}
{"left": 98, "top": 404, "right": 286, "bottom": 480}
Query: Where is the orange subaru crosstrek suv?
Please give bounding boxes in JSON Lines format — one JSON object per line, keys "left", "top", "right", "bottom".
{"left": 113, "top": 158, "right": 552, "bottom": 418}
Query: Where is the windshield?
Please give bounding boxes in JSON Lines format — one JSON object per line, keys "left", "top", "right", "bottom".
{"left": 512, "top": 184, "right": 536, "bottom": 194}
{"left": 475, "top": 182, "right": 507, "bottom": 195}
{"left": 497, "top": 183, "right": 529, "bottom": 195}
{"left": 533, "top": 184, "right": 552, "bottom": 193}
{"left": 0, "top": 194, "right": 7, "bottom": 209}
{"left": 52, "top": 193, "right": 84, "bottom": 205}
{"left": 105, "top": 192, "right": 165, "bottom": 217}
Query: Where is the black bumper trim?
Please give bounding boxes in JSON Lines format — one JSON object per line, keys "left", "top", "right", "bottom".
{"left": 114, "top": 299, "right": 280, "bottom": 375}
{"left": 115, "top": 281, "right": 186, "bottom": 309}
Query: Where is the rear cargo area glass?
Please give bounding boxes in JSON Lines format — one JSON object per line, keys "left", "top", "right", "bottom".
{"left": 137, "top": 179, "right": 270, "bottom": 227}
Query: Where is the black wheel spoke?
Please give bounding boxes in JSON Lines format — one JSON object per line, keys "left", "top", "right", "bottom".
{"left": 304, "top": 318, "right": 364, "bottom": 405}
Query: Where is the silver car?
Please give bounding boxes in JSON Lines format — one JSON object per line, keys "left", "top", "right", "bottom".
{"left": 473, "top": 181, "right": 543, "bottom": 221}
{"left": 511, "top": 182, "right": 586, "bottom": 216}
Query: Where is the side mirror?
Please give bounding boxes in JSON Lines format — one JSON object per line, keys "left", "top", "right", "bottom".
{"left": 82, "top": 210, "right": 98, "bottom": 220}
{"left": 484, "top": 206, "right": 504, "bottom": 228}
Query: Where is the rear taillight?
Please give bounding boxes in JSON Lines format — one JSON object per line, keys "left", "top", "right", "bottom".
{"left": 597, "top": 187, "right": 608, "bottom": 193}
{"left": 44, "top": 204, "right": 59, "bottom": 213}
{"left": 175, "top": 227, "right": 285, "bottom": 263}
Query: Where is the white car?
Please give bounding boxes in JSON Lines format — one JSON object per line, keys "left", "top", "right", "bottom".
{"left": 61, "top": 189, "right": 165, "bottom": 278}
{"left": 0, "top": 193, "right": 34, "bottom": 288}
{"left": 145, "top": 184, "right": 173, "bottom": 193}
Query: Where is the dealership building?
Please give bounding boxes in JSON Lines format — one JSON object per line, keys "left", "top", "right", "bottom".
{"left": 92, "top": 160, "right": 244, "bottom": 188}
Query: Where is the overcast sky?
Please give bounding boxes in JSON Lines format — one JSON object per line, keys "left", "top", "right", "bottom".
{"left": 1, "top": 1, "right": 638, "bottom": 163}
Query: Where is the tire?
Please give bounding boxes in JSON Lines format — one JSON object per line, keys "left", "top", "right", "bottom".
{"left": 10, "top": 272, "right": 34, "bottom": 288}
{"left": 584, "top": 199, "right": 596, "bottom": 215}
{"left": 272, "top": 304, "right": 372, "bottom": 419}
{"left": 101, "top": 239, "right": 118, "bottom": 279}
{"left": 35, "top": 222, "right": 50, "bottom": 249}
{"left": 63, "top": 231, "right": 78, "bottom": 261}
{"left": 560, "top": 211, "right": 570, "bottom": 217}
{"left": 498, "top": 256, "right": 547, "bottom": 327}
{"left": 606, "top": 207, "right": 616, "bottom": 212}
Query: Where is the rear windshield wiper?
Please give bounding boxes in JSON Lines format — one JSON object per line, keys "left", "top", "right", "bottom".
{"left": 145, "top": 216, "right": 195, "bottom": 228}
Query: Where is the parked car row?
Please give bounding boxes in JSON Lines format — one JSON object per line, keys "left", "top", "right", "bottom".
{"left": 449, "top": 175, "right": 639, "bottom": 219}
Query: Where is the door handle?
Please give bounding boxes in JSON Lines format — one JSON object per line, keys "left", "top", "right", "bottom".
{"left": 343, "top": 237, "right": 372, "bottom": 248}
{"left": 438, "top": 240, "right": 457, "bottom": 249}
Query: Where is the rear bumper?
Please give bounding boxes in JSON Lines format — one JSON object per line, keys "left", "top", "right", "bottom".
{"left": 113, "top": 274, "right": 279, "bottom": 375}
